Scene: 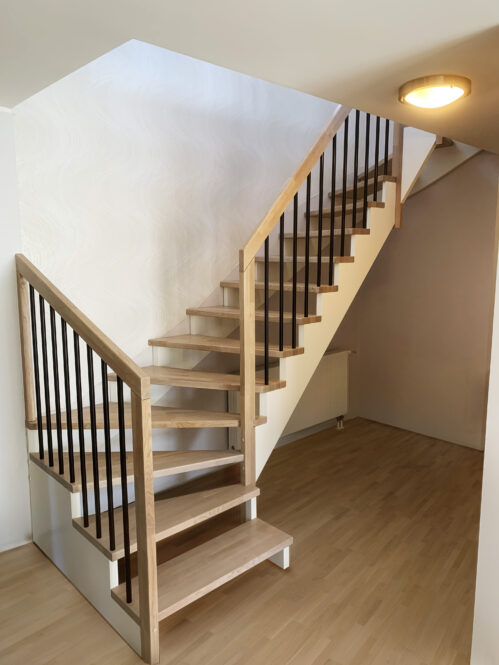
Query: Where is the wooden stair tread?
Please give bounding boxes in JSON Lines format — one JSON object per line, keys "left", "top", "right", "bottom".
{"left": 112, "top": 518, "right": 293, "bottom": 622}
{"left": 73, "top": 483, "right": 260, "bottom": 561}
{"left": 221, "top": 280, "right": 338, "bottom": 294}
{"left": 28, "top": 404, "right": 266, "bottom": 431}
{"left": 148, "top": 334, "right": 304, "bottom": 358}
{"left": 110, "top": 365, "right": 285, "bottom": 393}
{"left": 187, "top": 306, "right": 321, "bottom": 325}
{"left": 282, "top": 229, "right": 370, "bottom": 239}
{"left": 255, "top": 255, "right": 354, "bottom": 264}
{"left": 329, "top": 174, "right": 396, "bottom": 198}
{"left": 29, "top": 449, "right": 244, "bottom": 493}
{"left": 310, "top": 201, "right": 385, "bottom": 217}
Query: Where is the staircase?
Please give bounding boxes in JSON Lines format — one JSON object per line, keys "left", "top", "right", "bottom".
{"left": 15, "top": 105, "right": 435, "bottom": 663}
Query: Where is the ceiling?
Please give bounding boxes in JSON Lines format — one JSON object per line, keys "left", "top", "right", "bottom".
{"left": 2, "top": 1, "right": 499, "bottom": 151}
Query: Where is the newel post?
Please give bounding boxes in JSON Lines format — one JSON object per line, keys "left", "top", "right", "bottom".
{"left": 131, "top": 382, "right": 160, "bottom": 664}
{"left": 392, "top": 123, "right": 404, "bottom": 229}
{"left": 16, "top": 268, "right": 36, "bottom": 425}
{"left": 239, "top": 253, "right": 256, "bottom": 486}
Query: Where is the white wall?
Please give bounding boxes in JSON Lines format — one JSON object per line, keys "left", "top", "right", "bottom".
{"left": 333, "top": 152, "right": 499, "bottom": 449}
{"left": 0, "top": 109, "right": 31, "bottom": 551}
{"left": 472, "top": 177, "right": 499, "bottom": 664}
{"left": 15, "top": 39, "right": 336, "bottom": 367}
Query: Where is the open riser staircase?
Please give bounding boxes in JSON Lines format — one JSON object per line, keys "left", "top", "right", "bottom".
{"left": 15, "top": 105, "right": 436, "bottom": 663}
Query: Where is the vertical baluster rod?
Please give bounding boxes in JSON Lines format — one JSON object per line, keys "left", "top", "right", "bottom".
{"left": 329, "top": 136, "right": 337, "bottom": 286}
{"left": 49, "top": 307, "right": 64, "bottom": 475}
{"left": 101, "top": 361, "right": 115, "bottom": 550}
{"left": 29, "top": 286, "right": 44, "bottom": 459}
{"left": 74, "top": 333, "right": 89, "bottom": 527}
{"left": 352, "top": 110, "right": 360, "bottom": 228}
{"left": 317, "top": 154, "right": 324, "bottom": 286}
{"left": 39, "top": 296, "right": 54, "bottom": 467}
{"left": 279, "top": 214, "right": 284, "bottom": 352}
{"left": 373, "top": 116, "right": 381, "bottom": 202}
{"left": 264, "top": 236, "right": 269, "bottom": 386}
{"left": 117, "top": 378, "right": 132, "bottom": 603}
{"left": 384, "top": 118, "right": 390, "bottom": 175}
{"left": 340, "top": 116, "right": 349, "bottom": 256}
{"left": 61, "top": 320, "right": 75, "bottom": 483}
{"left": 87, "top": 346, "right": 101, "bottom": 539}
{"left": 292, "top": 193, "right": 298, "bottom": 348}
{"left": 362, "top": 113, "right": 371, "bottom": 229}
{"left": 304, "top": 173, "right": 311, "bottom": 315}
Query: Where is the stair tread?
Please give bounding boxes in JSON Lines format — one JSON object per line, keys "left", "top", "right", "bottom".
{"left": 28, "top": 404, "right": 266, "bottom": 431}
{"left": 187, "top": 306, "right": 321, "bottom": 325}
{"left": 255, "top": 255, "right": 354, "bottom": 264}
{"left": 329, "top": 174, "right": 396, "bottom": 198}
{"left": 73, "top": 483, "right": 260, "bottom": 561}
{"left": 283, "top": 228, "right": 370, "bottom": 238}
{"left": 310, "top": 201, "right": 385, "bottom": 217}
{"left": 110, "top": 365, "right": 285, "bottom": 393}
{"left": 148, "top": 334, "right": 304, "bottom": 358}
{"left": 29, "top": 449, "right": 245, "bottom": 493}
{"left": 111, "top": 518, "right": 293, "bottom": 622}
{"left": 221, "top": 280, "right": 338, "bottom": 294}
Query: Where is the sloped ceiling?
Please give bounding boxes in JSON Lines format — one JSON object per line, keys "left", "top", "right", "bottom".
{"left": 2, "top": 0, "right": 499, "bottom": 151}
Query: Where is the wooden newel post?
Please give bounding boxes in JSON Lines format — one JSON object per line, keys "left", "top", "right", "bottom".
{"left": 131, "top": 386, "right": 160, "bottom": 665}
{"left": 16, "top": 269, "right": 36, "bottom": 425}
{"left": 239, "top": 254, "right": 256, "bottom": 486}
{"left": 392, "top": 123, "right": 404, "bottom": 229}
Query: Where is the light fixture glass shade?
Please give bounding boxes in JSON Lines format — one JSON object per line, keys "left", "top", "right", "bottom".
{"left": 399, "top": 75, "right": 471, "bottom": 109}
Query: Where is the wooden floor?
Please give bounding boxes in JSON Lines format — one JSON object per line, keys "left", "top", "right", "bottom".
{"left": 0, "top": 419, "right": 483, "bottom": 665}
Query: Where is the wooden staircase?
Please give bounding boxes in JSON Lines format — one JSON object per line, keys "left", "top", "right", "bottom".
{"left": 15, "top": 105, "right": 435, "bottom": 663}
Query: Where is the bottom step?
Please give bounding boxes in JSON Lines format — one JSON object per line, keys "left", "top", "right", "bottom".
{"left": 112, "top": 518, "right": 293, "bottom": 622}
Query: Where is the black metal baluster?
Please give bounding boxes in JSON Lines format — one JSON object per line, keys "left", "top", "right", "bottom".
{"left": 74, "top": 332, "right": 89, "bottom": 527}
{"left": 101, "top": 360, "right": 115, "bottom": 550}
{"left": 39, "top": 296, "right": 53, "bottom": 467}
{"left": 317, "top": 154, "right": 324, "bottom": 286}
{"left": 352, "top": 110, "right": 360, "bottom": 228}
{"left": 373, "top": 116, "right": 381, "bottom": 202}
{"left": 61, "top": 320, "right": 75, "bottom": 483}
{"left": 329, "top": 136, "right": 337, "bottom": 286}
{"left": 292, "top": 193, "right": 298, "bottom": 348}
{"left": 49, "top": 307, "right": 64, "bottom": 475}
{"left": 87, "top": 346, "right": 101, "bottom": 539}
{"left": 279, "top": 214, "right": 284, "bottom": 352}
{"left": 362, "top": 113, "right": 371, "bottom": 229}
{"left": 264, "top": 236, "right": 269, "bottom": 386}
{"left": 384, "top": 118, "right": 390, "bottom": 176}
{"left": 304, "top": 173, "right": 311, "bottom": 315}
{"left": 341, "top": 116, "right": 349, "bottom": 257}
{"left": 29, "top": 286, "right": 44, "bottom": 459}
{"left": 117, "top": 378, "right": 132, "bottom": 603}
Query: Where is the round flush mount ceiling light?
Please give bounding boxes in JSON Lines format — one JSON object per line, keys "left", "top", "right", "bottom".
{"left": 399, "top": 75, "right": 471, "bottom": 109}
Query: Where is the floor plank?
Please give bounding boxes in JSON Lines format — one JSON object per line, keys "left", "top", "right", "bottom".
{"left": 0, "top": 419, "right": 482, "bottom": 665}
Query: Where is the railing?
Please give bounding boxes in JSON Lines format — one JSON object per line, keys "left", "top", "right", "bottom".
{"left": 238, "top": 105, "right": 403, "bottom": 484}
{"left": 15, "top": 254, "right": 159, "bottom": 664}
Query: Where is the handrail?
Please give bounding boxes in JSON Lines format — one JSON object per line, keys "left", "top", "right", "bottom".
{"left": 239, "top": 104, "right": 351, "bottom": 272}
{"left": 15, "top": 254, "right": 149, "bottom": 399}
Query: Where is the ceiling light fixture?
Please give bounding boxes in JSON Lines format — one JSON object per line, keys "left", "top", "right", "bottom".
{"left": 399, "top": 75, "right": 471, "bottom": 109}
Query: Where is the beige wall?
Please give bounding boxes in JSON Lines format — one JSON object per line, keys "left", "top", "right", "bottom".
{"left": 334, "top": 151, "right": 499, "bottom": 450}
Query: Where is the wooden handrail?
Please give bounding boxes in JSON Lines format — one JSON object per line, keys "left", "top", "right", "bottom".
{"left": 239, "top": 104, "right": 351, "bottom": 271}
{"left": 15, "top": 254, "right": 149, "bottom": 399}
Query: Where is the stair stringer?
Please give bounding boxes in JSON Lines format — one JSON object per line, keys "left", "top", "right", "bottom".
{"left": 255, "top": 181, "right": 397, "bottom": 477}
{"left": 29, "top": 460, "right": 142, "bottom": 656}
